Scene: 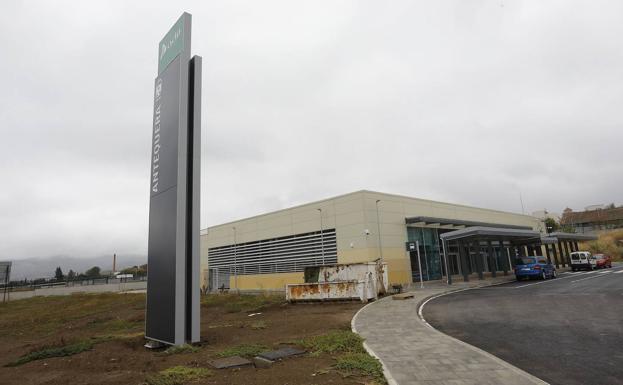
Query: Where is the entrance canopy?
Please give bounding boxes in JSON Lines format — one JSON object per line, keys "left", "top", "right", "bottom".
{"left": 406, "top": 216, "right": 532, "bottom": 230}
{"left": 439, "top": 226, "right": 541, "bottom": 244}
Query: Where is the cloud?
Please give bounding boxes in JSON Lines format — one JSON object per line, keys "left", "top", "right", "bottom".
{"left": 1, "top": 0, "right": 622, "bottom": 260}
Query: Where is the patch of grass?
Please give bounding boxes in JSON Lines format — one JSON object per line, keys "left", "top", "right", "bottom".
{"left": 159, "top": 344, "right": 200, "bottom": 356}
{"left": 5, "top": 340, "right": 94, "bottom": 367}
{"left": 299, "top": 330, "right": 365, "bottom": 356}
{"left": 0, "top": 292, "right": 146, "bottom": 339}
{"left": 146, "top": 366, "right": 212, "bottom": 385}
{"left": 201, "top": 293, "right": 283, "bottom": 313}
{"left": 334, "top": 352, "right": 386, "bottom": 384}
{"left": 215, "top": 343, "right": 269, "bottom": 358}
{"left": 5, "top": 331, "right": 145, "bottom": 367}
{"left": 250, "top": 320, "right": 267, "bottom": 330}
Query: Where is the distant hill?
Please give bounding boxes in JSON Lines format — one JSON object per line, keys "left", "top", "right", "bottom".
{"left": 6, "top": 255, "right": 147, "bottom": 280}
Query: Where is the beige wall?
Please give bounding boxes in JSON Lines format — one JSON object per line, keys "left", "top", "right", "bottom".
{"left": 201, "top": 190, "right": 541, "bottom": 289}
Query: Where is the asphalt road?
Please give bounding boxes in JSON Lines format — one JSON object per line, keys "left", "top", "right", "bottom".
{"left": 423, "top": 264, "right": 623, "bottom": 385}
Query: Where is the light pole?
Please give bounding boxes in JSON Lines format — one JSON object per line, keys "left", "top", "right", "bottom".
{"left": 317, "top": 208, "right": 325, "bottom": 265}
{"left": 232, "top": 226, "right": 238, "bottom": 291}
{"left": 375, "top": 200, "right": 383, "bottom": 262}
{"left": 416, "top": 240, "right": 424, "bottom": 288}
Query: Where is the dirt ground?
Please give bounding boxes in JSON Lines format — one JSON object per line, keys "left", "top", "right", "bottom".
{"left": 0, "top": 292, "right": 373, "bottom": 385}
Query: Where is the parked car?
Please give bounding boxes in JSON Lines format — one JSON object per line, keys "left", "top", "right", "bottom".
{"left": 594, "top": 254, "right": 613, "bottom": 269}
{"left": 514, "top": 256, "right": 557, "bottom": 281}
{"left": 570, "top": 251, "right": 596, "bottom": 271}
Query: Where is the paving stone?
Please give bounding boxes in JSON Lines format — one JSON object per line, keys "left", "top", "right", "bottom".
{"left": 252, "top": 356, "right": 274, "bottom": 369}
{"left": 352, "top": 278, "right": 546, "bottom": 385}
{"left": 208, "top": 356, "right": 253, "bottom": 369}
{"left": 258, "top": 347, "right": 306, "bottom": 361}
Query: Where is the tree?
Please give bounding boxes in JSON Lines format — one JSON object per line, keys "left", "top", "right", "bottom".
{"left": 606, "top": 203, "right": 616, "bottom": 209}
{"left": 84, "top": 266, "right": 101, "bottom": 278}
{"left": 54, "top": 266, "right": 64, "bottom": 280}
{"left": 544, "top": 218, "right": 559, "bottom": 234}
{"left": 67, "top": 269, "right": 76, "bottom": 281}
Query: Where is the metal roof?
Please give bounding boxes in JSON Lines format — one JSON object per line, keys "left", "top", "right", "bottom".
{"left": 548, "top": 232, "right": 598, "bottom": 241}
{"left": 405, "top": 216, "right": 532, "bottom": 230}
{"left": 439, "top": 226, "right": 541, "bottom": 242}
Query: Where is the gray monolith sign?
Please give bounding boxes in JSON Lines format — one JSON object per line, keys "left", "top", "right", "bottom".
{"left": 146, "top": 12, "right": 201, "bottom": 346}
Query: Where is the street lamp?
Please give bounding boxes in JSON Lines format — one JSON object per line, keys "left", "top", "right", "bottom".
{"left": 232, "top": 226, "right": 238, "bottom": 291}
{"left": 375, "top": 199, "right": 383, "bottom": 262}
{"left": 317, "top": 208, "right": 325, "bottom": 265}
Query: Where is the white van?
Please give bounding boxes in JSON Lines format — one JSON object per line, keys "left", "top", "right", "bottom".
{"left": 570, "top": 251, "right": 596, "bottom": 271}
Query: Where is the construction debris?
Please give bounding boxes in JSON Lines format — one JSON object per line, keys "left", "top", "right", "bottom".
{"left": 208, "top": 356, "right": 253, "bottom": 369}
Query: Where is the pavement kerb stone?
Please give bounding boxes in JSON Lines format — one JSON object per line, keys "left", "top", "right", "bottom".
{"left": 351, "top": 278, "right": 550, "bottom": 385}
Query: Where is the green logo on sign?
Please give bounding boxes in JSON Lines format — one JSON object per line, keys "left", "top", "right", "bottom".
{"left": 158, "top": 15, "right": 185, "bottom": 74}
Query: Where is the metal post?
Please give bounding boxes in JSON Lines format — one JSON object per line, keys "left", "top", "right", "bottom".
{"left": 375, "top": 200, "right": 383, "bottom": 262}
{"left": 416, "top": 240, "right": 424, "bottom": 288}
{"left": 317, "top": 208, "right": 325, "bottom": 265}
{"left": 487, "top": 240, "right": 496, "bottom": 278}
{"left": 442, "top": 239, "right": 451, "bottom": 285}
{"left": 421, "top": 229, "right": 430, "bottom": 281}
{"left": 500, "top": 242, "right": 508, "bottom": 276}
{"left": 459, "top": 241, "right": 469, "bottom": 282}
{"left": 232, "top": 226, "right": 238, "bottom": 291}
{"left": 474, "top": 241, "right": 484, "bottom": 280}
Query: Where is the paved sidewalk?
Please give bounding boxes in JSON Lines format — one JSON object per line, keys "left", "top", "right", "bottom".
{"left": 352, "top": 276, "right": 548, "bottom": 385}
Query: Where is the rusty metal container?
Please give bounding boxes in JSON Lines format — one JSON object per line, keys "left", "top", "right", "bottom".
{"left": 286, "top": 260, "right": 388, "bottom": 303}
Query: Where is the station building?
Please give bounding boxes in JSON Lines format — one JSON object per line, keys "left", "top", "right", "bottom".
{"left": 201, "top": 190, "right": 589, "bottom": 291}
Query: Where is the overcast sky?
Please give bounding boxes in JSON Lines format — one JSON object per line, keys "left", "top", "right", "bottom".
{"left": 1, "top": 0, "right": 622, "bottom": 261}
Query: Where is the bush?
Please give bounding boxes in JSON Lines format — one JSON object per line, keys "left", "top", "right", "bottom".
{"left": 580, "top": 230, "right": 623, "bottom": 261}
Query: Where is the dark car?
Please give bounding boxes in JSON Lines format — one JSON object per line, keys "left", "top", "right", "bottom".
{"left": 594, "top": 254, "right": 613, "bottom": 269}
{"left": 514, "top": 256, "right": 557, "bottom": 281}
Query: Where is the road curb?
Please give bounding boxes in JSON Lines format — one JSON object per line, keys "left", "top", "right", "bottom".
{"left": 418, "top": 282, "right": 550, "bottom": 385}
{"left": 351, "top": 295, "right": 398, "bottom": 385}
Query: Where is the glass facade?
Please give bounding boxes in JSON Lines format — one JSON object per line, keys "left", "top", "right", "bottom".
{"left": 407, "top": 227, "right": 443, "bottom": 281}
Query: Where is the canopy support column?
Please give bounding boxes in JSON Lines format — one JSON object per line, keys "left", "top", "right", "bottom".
{"left": 458, "top": 241, "right": 469, "bottom": 282}
{"left": 544, "top": 243, "right": 552, "bottom": 264}
{"left": 473, "top": 241, "right": 484, "bottom": 280}
{"left": 487, "top": 240, "right": 496, "bottom": 278}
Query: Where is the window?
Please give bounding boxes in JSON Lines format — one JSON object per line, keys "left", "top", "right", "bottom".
{"left": 516, "top": 257, "right": 536, "bottom": 265}
{"left": 207, "top": 229, "right": 337, "bottom": 275}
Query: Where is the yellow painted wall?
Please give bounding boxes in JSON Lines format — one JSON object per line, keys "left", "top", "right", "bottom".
{"left": 202, "top": 190, "right": 543, "bottom": 291}
{"left": 229, "top": 272, "right": 305, "bottom": 291}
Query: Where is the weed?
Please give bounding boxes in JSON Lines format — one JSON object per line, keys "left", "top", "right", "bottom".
{"left": 299, "top": 330, "right": 365, "bottom": 356}
{"left": 215, "top": 343, "right": 269, "bottom": 358}
{"left": 146, "top": 366, "right": 212, "bottom": 385}
{"left": 5, "top": 341, "right": 94, "bottom": 367}
{"left": 159, "top": 344, "right": 200, "bottom": 356}
{"left": 334, "top": 352, "right": 386, "bottom": 384}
